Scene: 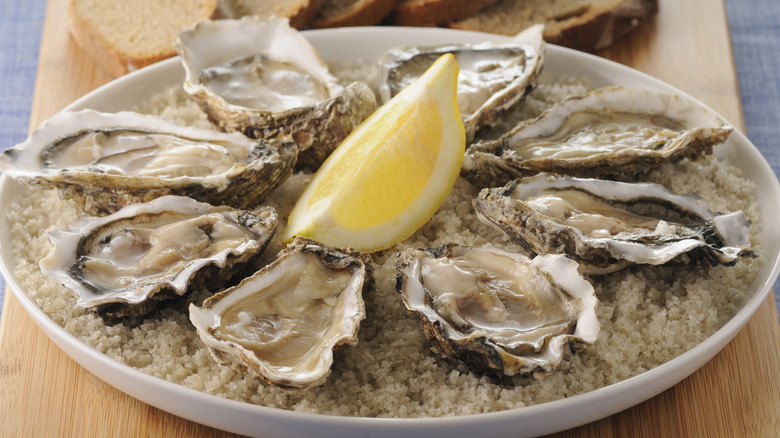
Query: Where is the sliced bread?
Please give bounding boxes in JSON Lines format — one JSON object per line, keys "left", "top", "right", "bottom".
{"left": 388, "top": 0, "right": 499, "bottom": 27}
{"left": 448, "top": 0, "right": 659, "bottom": 52}
{"left": 68, "top": 0, "right": 219, "bottom": 77}
{"left": 311, "top": 0, "right": 400, "bottom": 28}
{"left": 217, "top": 0, "right": 324, "bottom": 29}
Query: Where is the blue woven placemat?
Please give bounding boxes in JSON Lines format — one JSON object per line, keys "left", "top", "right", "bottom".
{"left": 0, "top": 0, "right": 778, "bottom": 323}
{"left": 0, "top": 0, "right": 47, "bottom": 320}
{"left": 724, "top": 0, "right": 780, "bottom": 320}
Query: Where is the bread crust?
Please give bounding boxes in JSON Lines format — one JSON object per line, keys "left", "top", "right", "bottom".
{"left": 218, "top": 0, "right": 324, "bottom": 29}
{"left": 288, "top": 0, "right": 325, "bottom": 29}
{"left": 389, "top": 0, "right": 499, "bottom": 26}
{"left": 448, "top": 0, "right": 659, "bottom": 52}
{"left": 547, "top": 0, "right": 659, "bottom": 51}
{"left": 311, "top": 0, "right": 400, "bottom": 28}
{"left": 67, "top": 0, "right": 218, "bottom": 77}
{"left": 68, "top": 1, "right": 133, "bottom": 78}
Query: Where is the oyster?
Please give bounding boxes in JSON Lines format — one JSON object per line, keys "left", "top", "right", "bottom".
{"left": 462, "top": 86, "right": 734, "bottom": 188}
{"left": 189, "top": 237, "right": 372, "bottom": 389}
{"left": 396, "top": 243, "right": 599, "bottom": 377}
{"left": 39, "top": 195, "right": 278, "bottom": 319}
{"left": 177, "top": 17, "right": 377, "bottom": 170}
{"left": 475, "top": 174, "right": 756, "bottom": 274}
{"left": 377, "top": 24, "right": 545, "bottom": 143}
{"left": 0, "top": 109, "right": 296, "bottom": 215}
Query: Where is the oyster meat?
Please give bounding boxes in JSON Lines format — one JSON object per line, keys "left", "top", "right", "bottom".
{"left": 396, "top": 243, "right": 599, "bottom": 378}
{"left": 475, "top": 174, "right": 755, "bottom": 274}
{"left": 39, "top": 195, "right": 278, "bottom": 319}
{"left": 462, "top": 86, "right": 734, "bottom": 188}
{"left": 0, "top": 109, "right": 296, "bottom": 214}
{"left": 377, "top": 24, "right": 545, "bottom": 143}
{"left": 177, "top": 16, "right": 377, "bottom": 170}
{"left": 189, "top": 237, "right": 372, "bottom": 389}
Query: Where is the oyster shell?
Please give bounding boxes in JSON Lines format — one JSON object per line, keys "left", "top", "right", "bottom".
{"left": 396, "top": 243, "right": 599, "bottom": 377}
{"left": 39, "top": 195, "right": 278, "bottom": 319}
{"left": 177, "top": 17, "right": 377, "bottom": 170}
{"left": 189, "top": 237, "right": 372, "bottom": 389}
{"left": 0, "top": 109, "right": 296, "bottom": 215}
{"left": 377, "top": 24, "right": 545, "bottom": 143}
{"left": 462, "top": 86, "right": 734, "bottom": 188}
{"left": 475, "top": 174, "right": 756, "bottom": 274}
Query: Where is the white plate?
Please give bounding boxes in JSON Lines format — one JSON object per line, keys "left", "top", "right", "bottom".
{"left": 2, "top": 27, "right": 779, "bottom": 438}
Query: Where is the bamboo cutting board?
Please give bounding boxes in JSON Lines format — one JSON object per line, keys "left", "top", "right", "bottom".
{"left": 1, "top": 0, "right": 779, "bottom": 436}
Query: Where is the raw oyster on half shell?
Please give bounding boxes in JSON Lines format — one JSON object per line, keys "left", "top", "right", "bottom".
{"left": 462, "top": 86, "right": 734, "bottom": 188}
{"left": 377, "top": 24, "right": 545, "bottom": 143}
{"left": 475, "top": 174, "right": 755, "bottom": 274}
{"left": 177, "top": 16, "right": 377, "bottom": 170}
{"left": 0, "top": 109, "right": 297, "bottom": 215}
{"left": 39, "top": 195, "right": 278, "bottom": 319}
{"left": 189, "top": 237, "right": 372, "bottom": 389}
{"left": 396, "top": 243, "right": 599, "bottom": 378}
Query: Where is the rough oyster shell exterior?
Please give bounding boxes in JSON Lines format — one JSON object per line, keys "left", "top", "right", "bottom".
{"left": 395, "top": 243, "right": 599, "bottom": 378}
{"left": 474, "top": 174, "right": 756, "bottom": 274}
{"left": 462, "top": 86, "right": 734, "bottom": 188}
{"left": 0, "top": 109, "right": 297, "bottom": 215}
{"left": 39, "top": 195, "right": 278, "bottom": 319}
{"left": 189, "top": 237, "right": 373, "bottom": 389}
{"left": 377, "top": 24, "right": 545, "bottom": 143}
{"left": 177, "top": 17, "right": 377, "bottom": 170}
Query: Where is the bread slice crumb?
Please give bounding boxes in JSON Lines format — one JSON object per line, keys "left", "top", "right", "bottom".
{"left": 311, "top": 0, "right": 400, "bottom": 28}
{"left": 448, "top": 0, "right": 658, "bottom": 52}
{"left": 217, "top": 0, "right": 324, "bottom": 29}
{"left": 388, "top": 0, "right": 499, "bottom": 26}
{"left": 68, "top": 0, "right": 218, "bottom": 77}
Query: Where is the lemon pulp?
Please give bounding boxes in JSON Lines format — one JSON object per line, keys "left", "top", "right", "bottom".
{"left": 282, "top": 53, "right": 465, "bottom": 252}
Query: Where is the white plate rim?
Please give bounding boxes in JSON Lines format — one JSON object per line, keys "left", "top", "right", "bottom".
{"left": 1, "top": 26, "right": 778, "bottom": 438}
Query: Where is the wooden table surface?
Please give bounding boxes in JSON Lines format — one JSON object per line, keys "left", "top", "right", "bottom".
{"left": 1, "top": 0, "right": 779, "bottom": 436}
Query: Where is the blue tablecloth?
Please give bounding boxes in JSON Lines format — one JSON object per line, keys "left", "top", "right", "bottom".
{"left": 725, "top": 0, "right": 780, "bottom": 321}
{"left": 0, "top": 0, "right": 778, "bottom": 322}
{"left": 0, "top": 0, "right": 46, "bottom": 320}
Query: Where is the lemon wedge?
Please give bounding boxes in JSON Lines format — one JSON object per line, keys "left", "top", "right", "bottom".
{"left": 282, "top": 53, "right": 465, "bottom": 252}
